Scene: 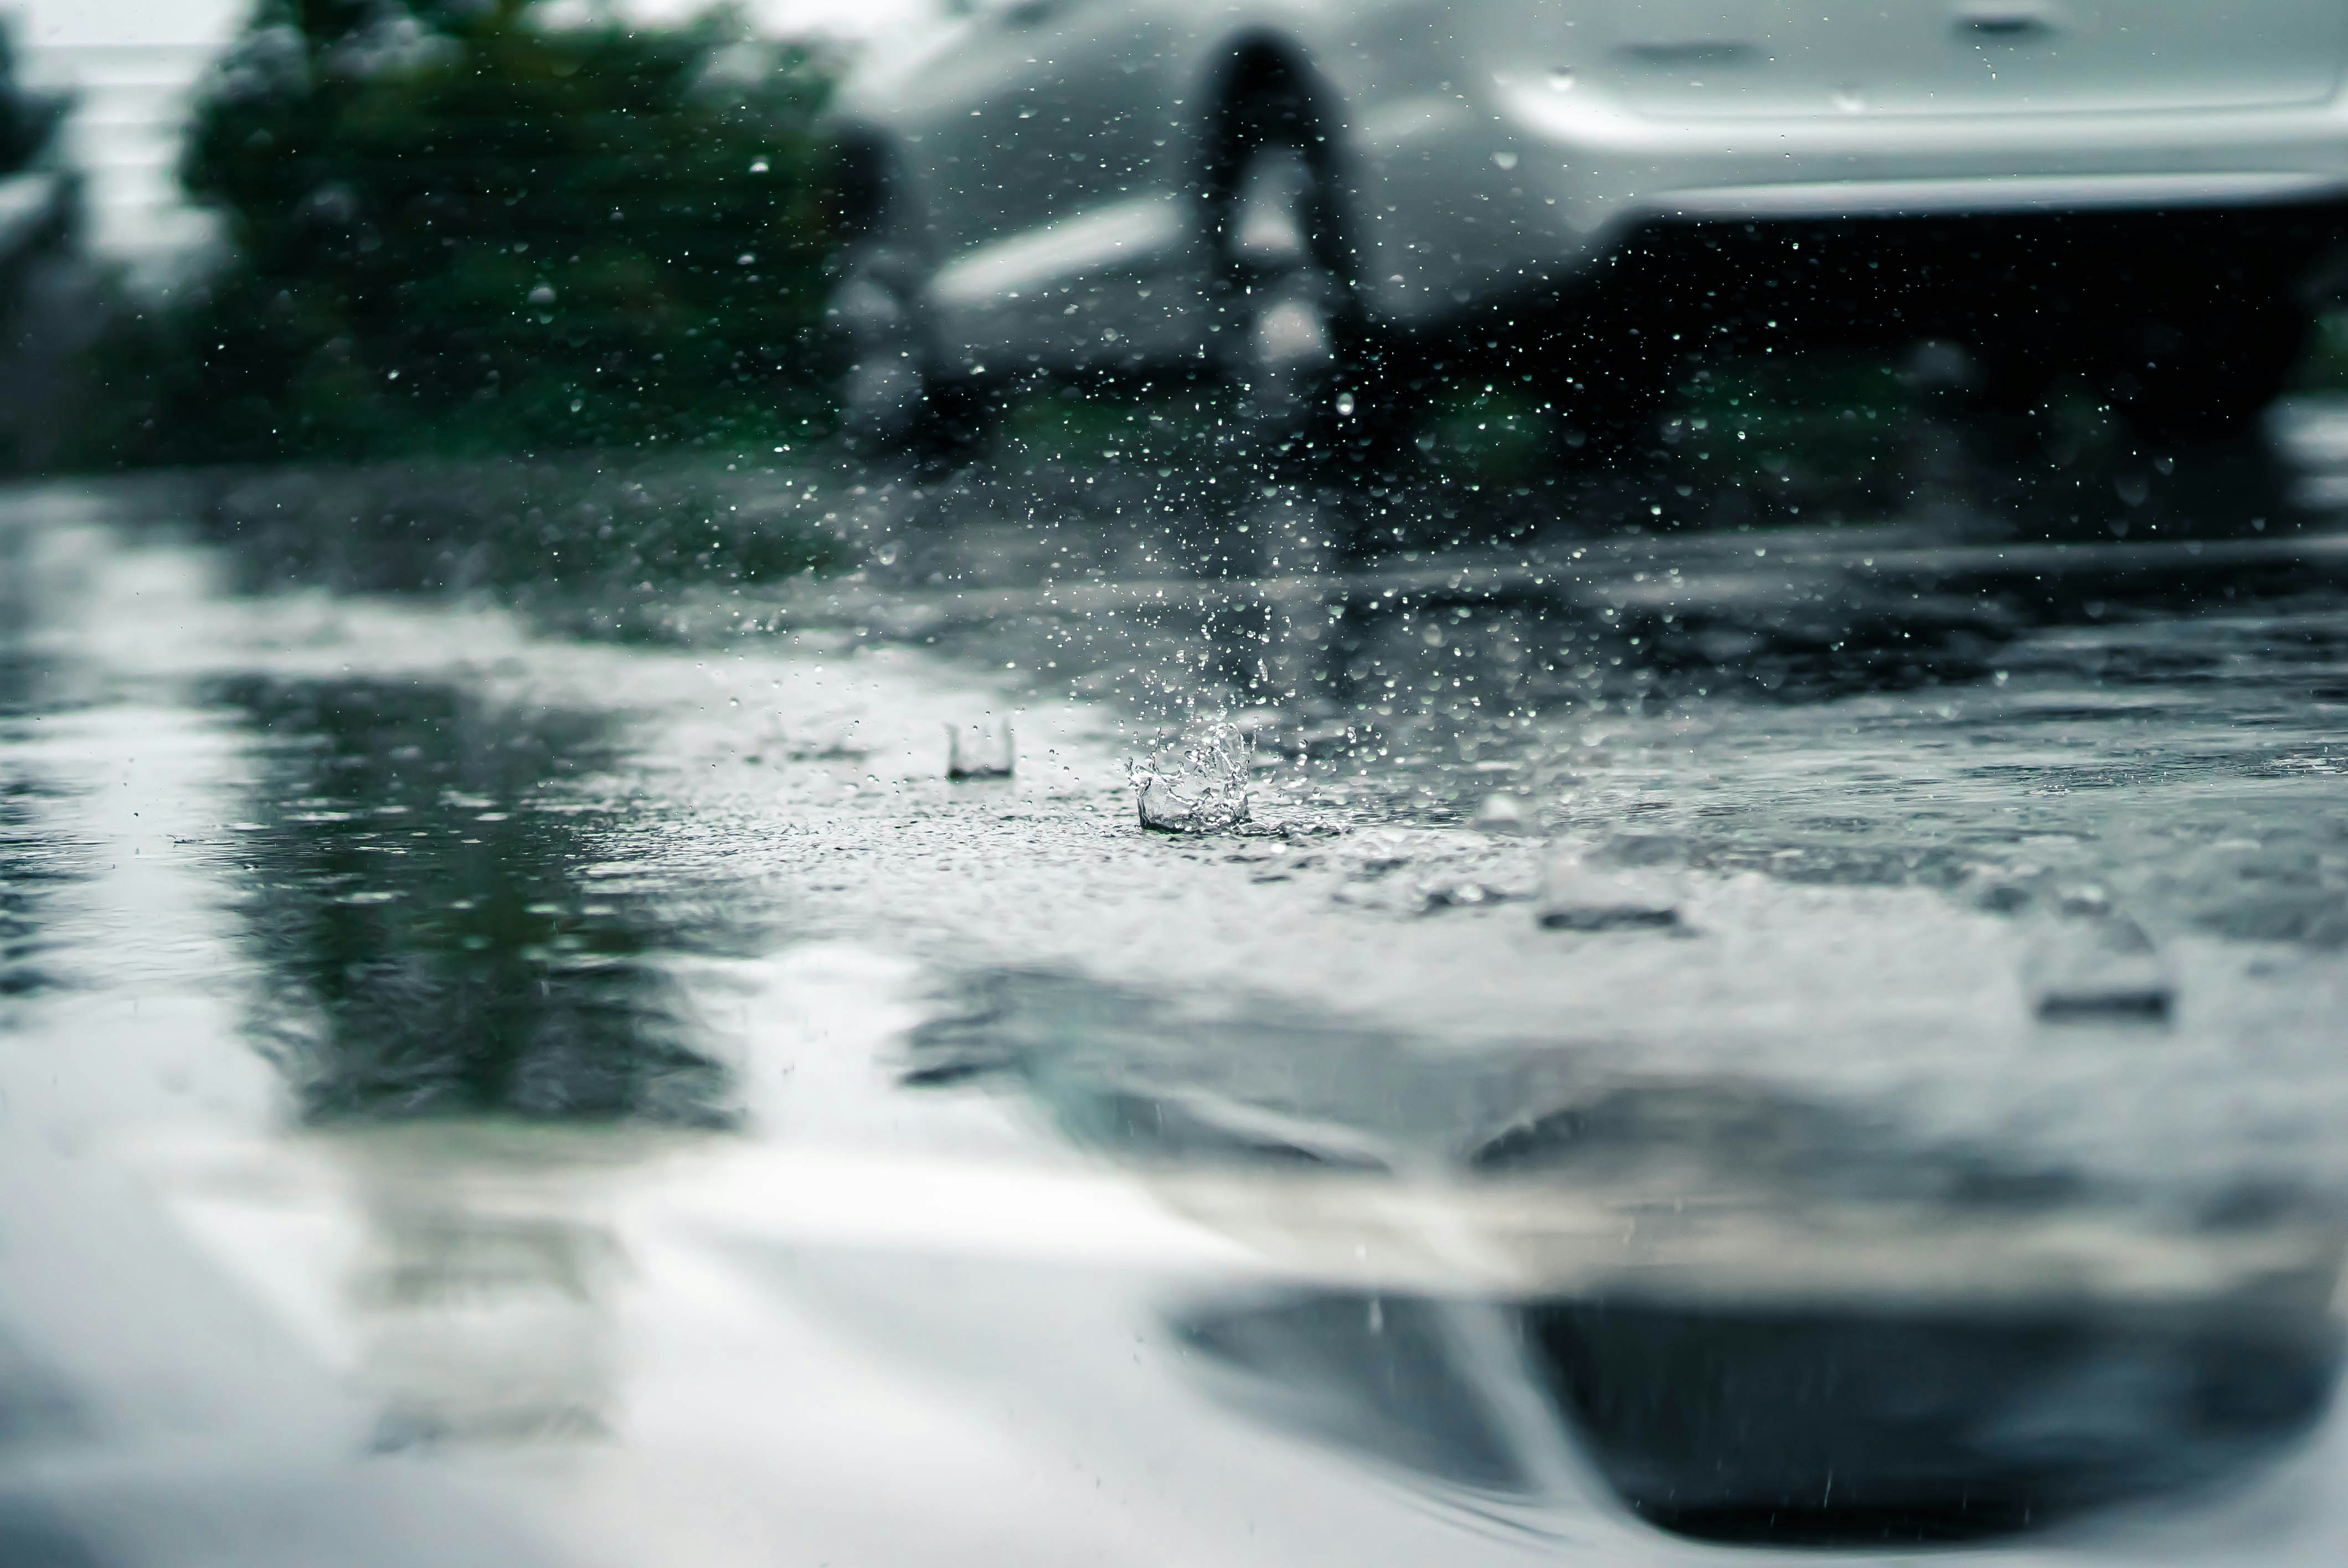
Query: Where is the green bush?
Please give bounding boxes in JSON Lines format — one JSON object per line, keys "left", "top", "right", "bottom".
{"left": 82, "top": 0, "right": 841, "bottom": 466}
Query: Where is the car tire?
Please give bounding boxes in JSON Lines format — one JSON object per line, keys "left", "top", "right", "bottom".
{"left": 828, "top": 242, "right": 990, "bottom": 459}
{"left": 1212, "top": 130, "right": 1392, "bottom": 469}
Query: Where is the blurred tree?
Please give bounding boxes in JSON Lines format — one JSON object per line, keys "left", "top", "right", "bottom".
{"left": 0, "top": 19, "right": 83, "bottom": 471}
{"left": 81, "top": 0, "right": 838, "bottom": 465}
{"left": 225, "top": 674, "right": 735, "bottom": 1126}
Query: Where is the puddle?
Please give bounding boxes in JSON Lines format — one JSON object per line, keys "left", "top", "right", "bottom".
{"left": 904, "top": 966, "right": 2282, "bottom": 1220}
{"left": 906, "top": 964, "right": 2346, "bottom": 1548}
{"left": 217, "top": 676, "right": 752, "bottom": 1126}
{"left": 4, "top": 464, "right": 2348, "bottom": 1566}
{"left": 0, "top": 780, "right": 80, "bottom": 1002}
{"left": 1178, "top": 1285, "right": 2343, "bottom": 1548}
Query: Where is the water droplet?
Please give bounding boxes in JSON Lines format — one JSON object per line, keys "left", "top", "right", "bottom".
{"left": 1472, "top": 793, "right": 1535, "bottom": 835}
{"left": 1536, "top": 852, "right": 1682, "bottom": 932}
{"left": 946, "top": 719, "right": 1015, "bottom": 781}
{"left": 2028, "top": 912, "right": 2174, "bottom": 1022}
{"left": 1130, "top": 726, "right": 1253, "bottom": 834}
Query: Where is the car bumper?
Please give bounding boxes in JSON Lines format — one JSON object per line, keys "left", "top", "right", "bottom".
{"left": 1353, "top": 80, "right": 2348, "bottom": 323}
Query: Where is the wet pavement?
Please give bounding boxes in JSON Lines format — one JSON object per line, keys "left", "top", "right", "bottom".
{"left": 4, "top": 410, "right": 2348, "bottom": 1564}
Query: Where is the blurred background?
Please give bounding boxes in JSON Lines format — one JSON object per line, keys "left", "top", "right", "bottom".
{"left": 1, "top": 0, "right": 921, "bottom": 472}
{"left": 2, "top": 0, "right": 2342, "bottom": 494}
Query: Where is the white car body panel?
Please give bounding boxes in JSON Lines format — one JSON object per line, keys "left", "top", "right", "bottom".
{"left": 831, "top": 0, "right": 2348, "bottom": 375}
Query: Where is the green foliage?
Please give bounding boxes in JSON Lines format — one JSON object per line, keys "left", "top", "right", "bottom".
{"left": 1674, "top": 354, "right": 1923, "bottom": 523}
{"left": 83, "top": 0, "right": 841, "bottom": 466}
{"left": 1421, "top": 384, "right": 1553, "bottom": 484}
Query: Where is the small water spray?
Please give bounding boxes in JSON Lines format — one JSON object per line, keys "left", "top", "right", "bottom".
{"left": 1535, "top": 846, "right": 1682, "bottom": 931}
{"left": 946, "top": 718, "right": 1014, "bottom": 780}
{"left": 2025, "top": 888, "right": 2174, "bottom": 1022}
{"left": 1128, "top": 724, "right": 1253, "bottom": 833}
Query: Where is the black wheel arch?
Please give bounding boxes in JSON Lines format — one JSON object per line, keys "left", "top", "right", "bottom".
{"left": 827, "top": 122, "right": 961, "bottom": 282}
{"left": 1195, "top": 33, "right": 1359, "bottom": 270}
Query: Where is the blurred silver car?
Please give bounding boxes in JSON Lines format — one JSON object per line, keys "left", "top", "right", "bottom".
{"left": 825, "top": 1, "right": 2348, "bottom": 456}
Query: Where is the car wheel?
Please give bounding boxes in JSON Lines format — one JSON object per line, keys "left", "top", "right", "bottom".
{"left": 828, "top": 244, "right": 988, "bottom": 458}
{"left": 1214, "top": 139, "right": 1376, "bottom": 465}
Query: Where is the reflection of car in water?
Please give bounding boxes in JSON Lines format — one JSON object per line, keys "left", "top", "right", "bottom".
{"left": 1179, "top": 1288, "right": 2345, "bottom": 1549}
{"left": 826, "top": 1, "right": 2348, "bottom": 460}
{"left": 904, "top": 969, "right": 2348, "bottom": 1551}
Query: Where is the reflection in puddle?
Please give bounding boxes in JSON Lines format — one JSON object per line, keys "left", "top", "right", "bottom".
{"left": 337, "top": 1127, "right": 639, "bottom": 1452}
{"left": 914, "top": 965, "right": 2347, "bottom": 1548}
{"left": 905, "top": 967, "right": 1471, "bottom": 1168}
{"left": 1178, "top": 1286, "right": 2342, "bottom": 1549}
{"left": 219, "top": 677, "right": 735, "bottom": 1126}
{"left": 909, "top": 968, "right": 2104, "bottom": 1209}
{"left": 0, "top": 633, "right": 80, "bottom": 1003}
{"left": 1530, "top": 1297, "right": 2337, "bottom": 1545}
{"left": 0, "top": 1324, "right": 87, "bottom": 1456}
{"left": 1179, "top": 1293, "right": 1532, "bottom": 1497}
{"left": 203, "top": 677, "right": 768, "bottom": 1452}
{"left": 0, "top": 777, "right": 76, "bottom": 1002}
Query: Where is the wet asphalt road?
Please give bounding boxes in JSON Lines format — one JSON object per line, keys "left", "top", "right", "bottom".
{"left": 4, "top": 410, "right": 2348, "bottom": 1565}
